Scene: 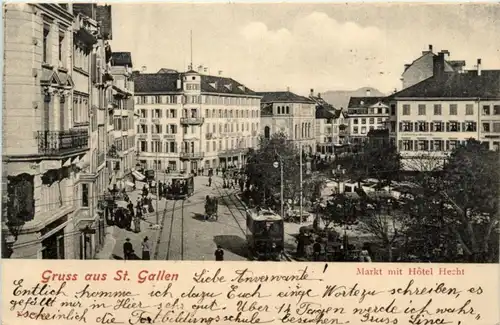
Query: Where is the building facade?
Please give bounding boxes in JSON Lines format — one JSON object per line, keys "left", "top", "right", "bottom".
{"left": 133, "top": 70, "right": 261, "bottom": 173}
{"left": 3, "top": 4, "right": 84, "bottom": 259}
{"left": 401, "top": 44, "right": 465, "bottom": 90}
{"left": 108, "top": 52, "right": 135, "bottom": 183}
{"left": 391, "top": 54, "right": 500, "bottom": 170}
{"left": 309, "top": 90, "right": 348, "bottom": 154}
{"left": 258, "top": 91, "right": 316, "bottom": 153}
{"left": 346, "top": 93, "right": 390, "bottom": 144}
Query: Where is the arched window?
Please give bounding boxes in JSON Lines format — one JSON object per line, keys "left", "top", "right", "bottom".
{"left": 264, "top": 126, "right": 270, "bottom": 139}
{"left": 277, "top": 106, "right": 281, "bottom": 114}
{"left": 295, "top": 125, "right": 298, "bottom": 139}
{"left": 286, "top": 106, "right": 290, "bottom": 114}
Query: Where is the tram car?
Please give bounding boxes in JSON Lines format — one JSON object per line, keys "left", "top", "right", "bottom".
{"left": 246, "top": 208, "right": 284, "bottom": 261}
{"left": 165, "top": 174, "right": 194, "bottom": 200}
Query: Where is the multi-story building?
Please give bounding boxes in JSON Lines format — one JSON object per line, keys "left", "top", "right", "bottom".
{"left": 391, "top": 53, "right": 500, "bottom": 170}
{"left": 401, "top": 44, "right": 465, "bottom": 90}
{"left": 133, "top": 69, "right": 261, "bottom": 173}
{"left": 2, "top": 4, "right": 87, "bottom": 259}
{"left": 346, "top": 90, "right": 390, "bottom": 144}
{"left": 108, "top": 52, "right": 135, "bottom": 183}
{"left": 309, "top": 90, "right": 348, "bottom": 154}
{"left": 258, "top": 91, "right": 316, "bottom": 153}
{"left": 72, "top": 4, "right": 113, "bottom": 259}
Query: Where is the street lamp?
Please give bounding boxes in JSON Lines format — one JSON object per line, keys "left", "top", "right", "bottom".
{"left": 273, "top": 160, "right": 284, "bottom": 218}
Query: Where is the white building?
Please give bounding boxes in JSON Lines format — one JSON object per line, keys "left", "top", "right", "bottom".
{"left": 390, "top": 53, "right": 500, "bottom": 170}
{"left": 133, "top": 69, "right": 261, "bottom": 173}
{"left": 258, "top": 91, "right": 316, "bottom": 153}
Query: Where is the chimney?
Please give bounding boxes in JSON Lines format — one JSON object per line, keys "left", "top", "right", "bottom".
{"left": 477, "top": 58, "right": 482, "bottom": 76}
{"left": 429, "top": 44, "right": 433, "bottom": 52}
{"left": 176, "top": 79, "right": 181, "bottom": 89}
{"left": 310, "top": 89, "right": 314, "bottom": 97}
{"left": 433, "top": 52, "right": 445, "bottom": 77}
{"left": 366, "top": 89, "right": 371, "bottom": 96}
{"left": 440, "top": 50, "right": 450, "bottom": 61}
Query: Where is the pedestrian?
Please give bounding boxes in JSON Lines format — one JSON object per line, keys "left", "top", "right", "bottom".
{"left": 142, "top": 184, "right": 148, "bottom": 198}
{"left": 158, "top": 181, "right": 163, "bottom": 198}
{"left": 215, "top": 245, "right": 224, "bottom": 261}
{"left": 313, "top": 238, "right": 322, "bottom": 261}
{"left": 123, "top": 238, "right": 134, "bottom": 260}
{"left": 208, "top": 176, "right": 212, "bottom": 187}
{"left": 201, "top": 167, "right": 205, "bottom": 176}
{"left": 142, "top": 237, "right": 151, "bottom": 260}
{"left": 134, "top": 215, "right": 141, "bottom": 233}
{"left": 359, "top": 250, "right": 372, "bottom": 262}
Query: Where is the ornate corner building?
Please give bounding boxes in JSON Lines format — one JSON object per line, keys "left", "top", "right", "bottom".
{"left": 2, "top": 3, "right": 118, "bottom": 259}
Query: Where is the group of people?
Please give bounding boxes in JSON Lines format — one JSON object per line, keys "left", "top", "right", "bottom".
{"left": 204, "top": 195, "right": 219, "bottom": 221}
{"left": 123, "top": 236, "right": 151, "bottom": 260}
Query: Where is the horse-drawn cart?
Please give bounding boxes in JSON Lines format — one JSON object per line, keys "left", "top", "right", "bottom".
{"left": 205, "top": 197, "right": 218, "bottom": 221}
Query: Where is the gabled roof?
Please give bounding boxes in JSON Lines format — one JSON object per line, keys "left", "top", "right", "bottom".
{"left": 315, "top": 106, "right": 338, "bottom": 119}
{"left": 133, "top": 72, "right": 257, "bottom": 96}
{"left": 348, "top": 96, "right": 387, "bottom": 108}
{"left": 256, "top": 91, "right": 314, "bottom": 104}
{"left": 391, "top": 70, "right": 500, "bottom": 99}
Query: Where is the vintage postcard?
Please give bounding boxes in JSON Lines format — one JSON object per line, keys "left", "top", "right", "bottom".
{"left": 2, "top": 2, "right": 499, "bottom": 325}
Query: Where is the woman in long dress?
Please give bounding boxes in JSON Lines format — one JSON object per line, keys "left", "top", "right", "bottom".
{"left": 134, "top": 215, "right": 141, "bottom": 233}
{"left": 142, "top": 237, "right": 151, "bottom": 260}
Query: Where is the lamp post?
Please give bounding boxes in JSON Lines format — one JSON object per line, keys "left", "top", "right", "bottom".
{"left": 273, "top": 160, "right": 284, "bottom": 218}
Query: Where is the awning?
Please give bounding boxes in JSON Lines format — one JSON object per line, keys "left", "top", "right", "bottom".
{"left": 77, "top": 155, "right": 91, "bottom": 170}
{"left": 132, "top": 170, "right": 146, "bottom": 181}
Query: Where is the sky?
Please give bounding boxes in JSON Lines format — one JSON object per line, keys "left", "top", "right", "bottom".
{"left": 110, "top": 3, "right": 500, "bottom": 95}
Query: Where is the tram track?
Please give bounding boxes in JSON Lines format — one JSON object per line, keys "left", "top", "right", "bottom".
{"left": 213, "top": 182, "right": 247, "bottom": 238}
{"left": 164, "top": 199, "right": 186, "bottom": 260}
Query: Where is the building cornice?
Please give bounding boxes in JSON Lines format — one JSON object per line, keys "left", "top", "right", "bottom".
{"left": 393, "top": 97, "right": 500, "bottom": 101}
{"left": 37, "top": 4, "right": 73, "bottom": 26}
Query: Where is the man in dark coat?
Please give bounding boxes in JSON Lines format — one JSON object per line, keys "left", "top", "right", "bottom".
{"left": 123, "top": 238, "right": 134, "bottom": 260}
{"left": 215, "top": 245, "right": 224, "bottom": 261}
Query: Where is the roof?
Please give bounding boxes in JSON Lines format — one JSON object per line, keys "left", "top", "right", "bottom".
{"left": 256, "top": 91, "right": 314, "bottom": 104}
{"left": 247, "top": 209, "right": 283, "bottom": 221}
{"left": 111, "top": 52, "right": 133, "bottom": 67}
{"left": 315, "top": 105, "right": 339, "bottom": 119}
{"left": 133, "top": 72, "right": 258, "bottom": 96}
{"left": 348, "top": 96, "right": 388, "bottom": 108}
{"left": 391, "top": 70, "right": 500, "bottom": 99}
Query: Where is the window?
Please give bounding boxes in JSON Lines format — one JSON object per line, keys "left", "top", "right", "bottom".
{"left": 493, "top": 123, "right": 500, "bottom": 133}
{"left": 402, "top": 140, "right": 412, "bottom": 151}
{"left": 465, "top": 104, "right": 474, "bottom": 115}
{"left": 377, "top": 118, "right": 382, "bottom": 124}
{"left": 418, "top": 104, "right": 426, "bottom": 115}
{"left": 377, "top": 108, "right": 384, "bottom": 114}
{"left": 206, "top": 109, "right": 210, "bottom": 118}
{"left": 361, "top": 126, "right": 367, "bottom": 134}
{"left": 169, "top": 109, "right": 177, "bottom": 118}
{"left": 433, "top": 140, "right": 443, "bottom": 151}
{"left": 493, "top": 142, "right": 500, "bottom": 151}
{"left": 482, "top": 105, "right": 491, "bottom": 115}
{"left": 464, "top": 122, "right": 476, "bottom": 132}
{"left": 353, "top": 119, "right": 358, "bottom": 125}
{"left": 401, "top": 122, "right": 412, "bottom": 132}
{"left": 152, "top": 124, "right": 162, "bottom": 134}
{"left": 43, "top": 24, "right": 50, "bottom": 63}
{"left": 353, "top": 127, "right": 359, "bottom": 134}
{"left": 449, "top": 104, "right": 458, "bottom": 115}
{"left": 153, "top": 109, "right": 162, "bottom": 118}
{"left": 482, "top": 122, "right": 490, "bottom": 132}
{"left": 448, "top": 121, "right": 459, "bottom": 132}
{"left": 58, "top": 32, "right": 65, "bottom": 64}
{"left": 361, "top": 118, "right": 366, "bottom": 124}
{"left": 417, "top": 140, "right": 428, "bottom": 151}
{"left": 433, "top": 104, "right": 442, "bottom": 115}
{"left": 369, "top": 118, "right": 374, "bottom": 124}
{"left": 151, "top": 140, "right": 162, "bottom": 153}
{"left": 448, "top": 140, "right": 458, "bottom": 151}
{"left": 137, "top": 124, "right": 147, "bottom": 134}
{"left": 433, "top": 121, "right": 444, "bottom": 132}
{"left": 390, "top": 104, "right": 396, "bottom": 116}
{"left": 402, "top": 104, "right": 410, "bottom": 115}
{"left": 494, "top": 105, "right": 500, "bottom": 115}
{"left": 417, "top": 121, "right": 428, "bottom": 132}
{"left": 82, "top": 184, "right": 89, "bottom": 207}
{"left": 286, "top": 106, "right": 290, "bottom": 114}
{"left": 140, "top": 109, "right": 147, "bottom": 118}
{"left": 183, "top": 126, "right": 188, "bottom": 134}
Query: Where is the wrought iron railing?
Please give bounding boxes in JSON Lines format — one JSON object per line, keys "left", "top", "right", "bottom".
{"left": 179, "top": 152, "right": 204, "bottom": 159}
{"left": 37, "top": 129, "right": 89, "bottom": 155}
{"left": 180, "top": 117, "right": 205, "bottom": 125}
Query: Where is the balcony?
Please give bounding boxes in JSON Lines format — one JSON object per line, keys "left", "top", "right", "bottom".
{"left": 37, "top": 129, "right": 89, "bottom": 157}
{"left": 218, "top": 148, "right": 248, "bottom": 158}
{"left": 179, "top": 152, "right": 204, "bottom": 160}
{"left": 180, "top": 117, "right": 205, "bottom": 125}
{"left": 206, "top": 133, "right": 213, "bottom": 140}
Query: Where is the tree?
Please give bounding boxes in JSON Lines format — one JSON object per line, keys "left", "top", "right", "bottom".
{"left": 245, "top": 133, "right": 302, "bottom": 207}
{"left": 337, "top": 141, "right": 402, "bottom": 188}
{"left": 440, "top": 139, "right": 499, "bottom": 262}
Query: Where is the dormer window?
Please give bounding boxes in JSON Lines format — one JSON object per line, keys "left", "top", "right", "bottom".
{"left": 360, "top": 101, "right": 364, "bottom": 105}
{"left": 224, "top": 84, "right": 232, "bottom": 91}
{"left": 209, "top": 82, "right": 217, "bottom": 89}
